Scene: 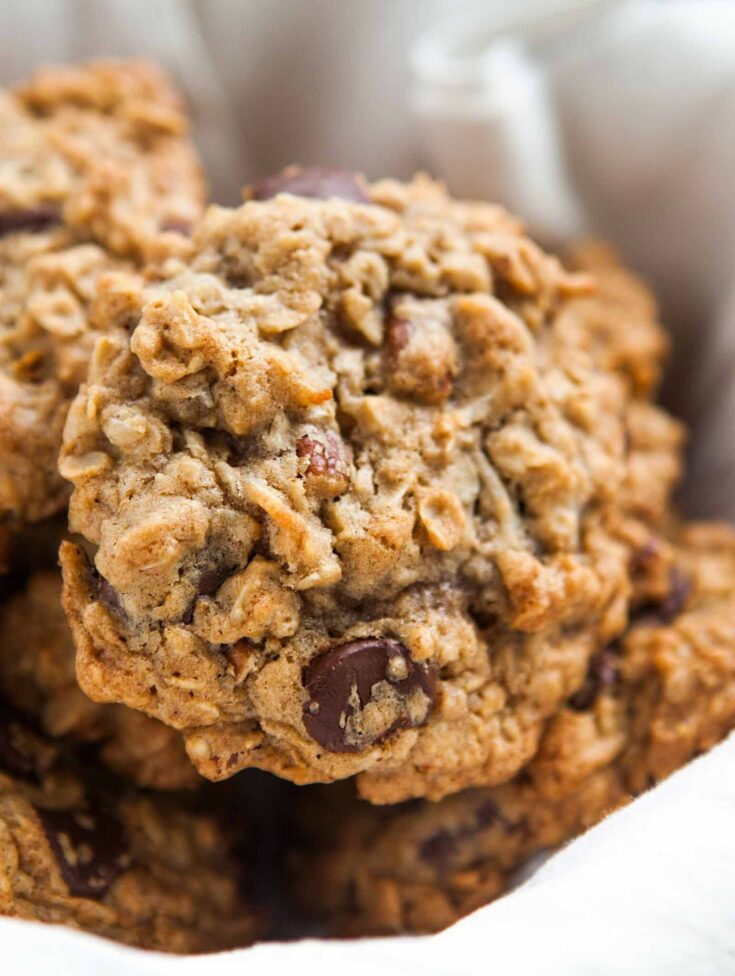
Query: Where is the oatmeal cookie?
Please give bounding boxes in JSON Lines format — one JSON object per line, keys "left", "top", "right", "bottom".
{"left": 0, "top": 702, "right": 262, "bottom": 952}
{"left": 59, "top": 169, "right": 682, "bottom": 802}
{"left": 289, "top": 521, "right": 735, "bottom": 934}
{"left": 0, "top": 571, "right": 199, "bottom": 790}
{"left": 0, "top": 60, "right": 204, "bottom": 527}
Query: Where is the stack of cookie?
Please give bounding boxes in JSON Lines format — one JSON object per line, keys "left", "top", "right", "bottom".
{"left": 1, "top": 60, "right": 734, "bottom": 952}
{"left": 0, "top": 60, "right": 261, "bottom": 953}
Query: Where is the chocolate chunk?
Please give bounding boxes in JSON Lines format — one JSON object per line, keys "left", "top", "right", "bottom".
{"left": 629, "top": 540, "right": 660, "bottom": 575}
{"left": 420, "top": 801, "right": 505, "bottom": 871}
{"left": 0, "top": 704, "right": 37, "bottom": 781}
{"left": 657, "top": 568, "right": 692, "bottom": 623}
{"left": 568, "top": 647, "right": 619, "bottom": 711}
{"left": 635, "top": 567, "right": 693, "bottom": 625}
{"left": 182, "top": 564, "right": 234, "bottom": 624}
{"left": 198, "top": 565, "right": 232, "bottom": 598}
{"left": 83, "top": 558, "right": 127, "bottom": 621}
{"left": 249, "top": 167, "right": 369, "bottom": 204}
{"left": 302, "top": 639, "right": 437, "bottom": 753}
{"left": 98, "top": 577, "right": 124, "bottom": 616}
{"left": 419, "top": 829, "right": 457, "bottom": 870}
{"left": 296, "top": 433, "right": 350, "bottom": 496}
{"left": 474, "top": 799, "right": 499, "bottom": 829}
{"left": 0, "top": 205, "right": 60, "bottom": 237}
{"left": 38, "top": 806, "right": 129, "bottom": 899}
{"left": 221, "top": 431, "right": 253, "bottom": 465}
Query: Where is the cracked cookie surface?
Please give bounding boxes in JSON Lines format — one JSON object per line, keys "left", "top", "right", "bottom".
{"left": 0, "top": 60, "right": 204, "bottom": 527}
{"left": 59, "top": 171, "right": 683, "bottom": 802}
{"left": 0, "top": 702, "right": 261, "bottom": 952}
{"left": 289, "top": 521, "right": 735, "bottom": 933}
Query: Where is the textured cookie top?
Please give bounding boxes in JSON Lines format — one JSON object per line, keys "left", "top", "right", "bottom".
{"left": 6, "top": 60, "right": 203, "bottom": 253}
{"left": 0, "top": 60, "right": 204, "bottom": 524}
{"left": 0, "top": 703, "right": 260, "bottom": 952}
{"left": 59, "top": 171, "right": 682, "bottom": 801}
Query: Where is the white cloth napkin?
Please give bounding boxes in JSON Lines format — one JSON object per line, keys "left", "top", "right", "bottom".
{"left": 3, "top": 735, "right": 735, "bottom": 975}
{"left": 3, "top": 1, "right": 735, "bottom": 973}
{"left": 412, "top": 0, "right": 735, "bottom": 520}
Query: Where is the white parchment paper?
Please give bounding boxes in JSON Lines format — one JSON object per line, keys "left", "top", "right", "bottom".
{"left": 2, "top": 1, "right": 735, "bottom": 972}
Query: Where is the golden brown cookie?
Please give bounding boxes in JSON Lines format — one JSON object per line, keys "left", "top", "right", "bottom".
{"left": 0, "top": 702, "right": 262, "bottom": 952}
{"left": 0, "top": 571, "right": 199, "bottom": 790}
{"left": 59, "top": 169, "right": 682, "bottom": 802}
{"left": 0, "top": 60, "right": 204, "bottom": 528}
{"left": 288, "top": 521, "right": 735, "bottom": 934}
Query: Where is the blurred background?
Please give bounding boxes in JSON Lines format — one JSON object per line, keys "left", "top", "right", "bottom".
{"left": 0, "top": 0, "right": 505, "bottom": 202}
{"left": 3, "top": 0, "right": 735, "bottom": 515}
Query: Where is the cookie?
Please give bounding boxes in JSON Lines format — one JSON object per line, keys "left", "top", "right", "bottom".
{"left": 0, "top": 60, "right": 204, "bottom": 527}
{"left": 0, "top": 702, "right": 262, "bottom": 952}
{"left": 289, "top": 521, "right": 735, "bottom": 934}
{"left": 58, "top": 170, "right": 682, "bottom": 803}
{"left": 0, "top": 571, "right": 199, "bottom": 790}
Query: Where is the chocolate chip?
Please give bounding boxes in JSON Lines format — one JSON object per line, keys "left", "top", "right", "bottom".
{"left": 198, "top": 565, "right": 232, "bottom": 598}
{"left": 182, "top": 564, "right": 234, "bottom": 624}
{"left": 568, "top": 647, "right": 619, "bottom": 711}
{"left": 83, "top": 560, "right": 127, "bottom": 621}
{"left": 629, "top": 540, "right": 660, "bottom": 575}
{"left": 296, "top": 433, "right": 350, "bottom": 496}
{"left": 634, "top": 567, "right": 693, "bottom": 625}
{"left": 38, "top": 806, "right": 129, "bottom": 899}
{"left": 249, "top": 167, "right": 370, "bottom": 204}
{"left": 419, "top": 829, "right": 457, "bottom": 870}
{"left": 98, "top": 577, "right": 124, "bottom": 616}
{"left": 419, "top": 801, "right": 506, "bottom": 872}
{"left": 302, "top": 639, "right": 437, "bottom": 752}
{"left": 0, "top": 205, "right": 60, "bottom": 237}
{"left": 657, "top": 568, "right": 692, "bottom": 623}
{"left": 222, "top": 432, "right": 252, "bottom": 464}
{"left": 0, "top": 704, "right": 37, "bottom": 781}
{"left": 474, "top": 799, "right": 499, "bottom": 829}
